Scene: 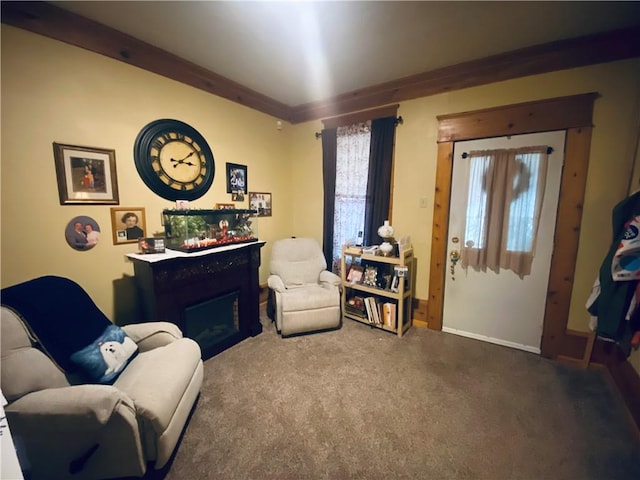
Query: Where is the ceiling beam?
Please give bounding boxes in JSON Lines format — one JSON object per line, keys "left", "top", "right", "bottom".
{"left": 3, "top": 2, "right": 640, "bottom": 125}
{"left": 290, "top": 26, "right": 640, "bottom": 123}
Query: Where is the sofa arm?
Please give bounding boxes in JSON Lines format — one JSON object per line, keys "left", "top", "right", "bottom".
{"left": 122, "top": 322, "right": 182, "bottom": 352}
{"left": 6, "top": 385, "right": 144, "bottom": 479}
{"left": 320, "top": 270, "right": 341, "bottom": 287}
{"left": 267, "top": 274, "right": 286, "bottom": 293}
{"left": 5, "top": 385, "right": 135, "bottom": 432}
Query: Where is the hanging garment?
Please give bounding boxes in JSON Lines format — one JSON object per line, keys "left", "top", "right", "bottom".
{"left": 611, "top": 214, "right": 640, "bottom": 280}
{"left": 587, "top": 190, "right": 640, "bottom": 353}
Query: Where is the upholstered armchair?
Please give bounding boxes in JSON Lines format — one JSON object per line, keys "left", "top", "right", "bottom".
{"left": 267, "top": 237, "right": 342, "bottom": 336}
{"left": 0, "top": 276, "right": 203, "bottom": 480}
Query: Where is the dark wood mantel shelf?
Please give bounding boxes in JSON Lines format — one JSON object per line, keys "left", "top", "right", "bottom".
{"left": 127, "top": 241, "right": 265, "bottom": 359}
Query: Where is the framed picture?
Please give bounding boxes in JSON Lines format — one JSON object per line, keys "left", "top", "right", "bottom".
{"left": 216, "top": 203, "right": 235, "bottom": 210}
{"left": 226, "top": 163, "right": 247, "bottom": 193}
{"left": 53, "top": 143, "right": 119, "bottom": 205}
{"left": 64, "top": 215, "right": 101, "bottom": 251}
{"left": 363, "top": 265, "right": 378, "bottom": 287}
{"left": 110, "top": 207, "right": 147, "bottom": 245}
{"left": 231, "top": 191, "right": 245, "bottom": 202}
{"left": 346, "top": 265, "right": 364, "bottom": 283}
{"left": 249, "top": 192, "right": 272, "bottom": 217}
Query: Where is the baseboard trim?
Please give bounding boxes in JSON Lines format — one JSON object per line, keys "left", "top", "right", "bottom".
{"left": 413, "top": 319, "right": 429, "bottom": 329}
{"left": 441, "top": 326, "right": 541, "bottom": 354}
{"left": 560, "top": 330, "right": 640, "bottom": 432}
{"left": 412, "top": 298, "right": 427, "bottom": 322}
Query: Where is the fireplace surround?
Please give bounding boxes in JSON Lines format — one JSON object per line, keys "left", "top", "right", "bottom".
{"left": 127, "top": 241, "right": 265, "bottom": 359}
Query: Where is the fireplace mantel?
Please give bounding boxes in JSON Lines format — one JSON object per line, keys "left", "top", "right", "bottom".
{"left": 127, "top": 241, "right": 265, "bottom": 359}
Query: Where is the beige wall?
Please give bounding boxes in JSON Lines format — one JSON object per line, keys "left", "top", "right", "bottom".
{"left": 3, "top": 26, "right": 640, "bottom": 349}
{"left": 1, "top": 26, "right": 291, "bottom": 323}
{"left": 288, "top": 59, "right": 640, "bottom": 335}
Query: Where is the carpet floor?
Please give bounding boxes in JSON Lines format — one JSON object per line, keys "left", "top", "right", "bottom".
{"left": 152, "top": 313, "right": 640, "bottom": 480}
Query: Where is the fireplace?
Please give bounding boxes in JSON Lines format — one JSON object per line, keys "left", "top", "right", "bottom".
{"left": 185, "top": 291, "right": 239, "bottom": 352}
{"left": 127, "top": 241, "right": 265, "bottom": 359}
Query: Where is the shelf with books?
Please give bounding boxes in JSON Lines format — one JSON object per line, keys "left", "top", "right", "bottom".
{"left": 341, "top": 245, "right": 413, "bottom": 337}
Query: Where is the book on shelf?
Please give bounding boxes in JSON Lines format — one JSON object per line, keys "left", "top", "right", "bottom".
{"left": 364, "top": 296, "right": 382, "bottom": 326}
{"left": 364, "top": 296, "right": 374, "bottom": 324}
{"left": 382, "top": 302, "right": 397, "bottom": 329}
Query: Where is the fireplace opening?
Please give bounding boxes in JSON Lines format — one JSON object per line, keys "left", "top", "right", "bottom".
{"left": 185, "top": 291, "right": 240, "bottom": 354}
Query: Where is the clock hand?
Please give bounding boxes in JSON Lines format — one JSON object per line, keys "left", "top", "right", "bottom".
{"left": 170, "top": 151, "right": 197, "bottom": 167}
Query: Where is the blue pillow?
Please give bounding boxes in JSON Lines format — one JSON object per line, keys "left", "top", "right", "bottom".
{"left": 70, "top": 325, "right": 138, "bottom": 384}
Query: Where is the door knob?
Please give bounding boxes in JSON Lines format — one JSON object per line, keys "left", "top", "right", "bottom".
{"left": 450, "top": 250, "right": 460, "bottom": 280}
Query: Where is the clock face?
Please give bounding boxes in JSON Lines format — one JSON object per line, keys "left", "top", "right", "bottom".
{"left": 134, "top": 119, "right": 215, "bottom": 201}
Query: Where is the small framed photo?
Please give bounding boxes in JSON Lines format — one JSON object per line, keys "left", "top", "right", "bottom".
{"left": 346, "top": 265, "right": 364, "bottom": 283}
{"left": 216, "top": 203, "right": 235, "bottom": 210}
{"left": 53, "top": 143, "right": 119, "bottom": 205}
{"left": 231, "top": 191, "right": 245, "bottom": 202}
{"left": 64, "top": 215, "right": 101, "bottom": 251}
{"left": 110, "top": 207, "right": 147, "bottom": 245}
{"left": 363, "top": 265, "right": 378, "bottom": 287}
{"left": 249, "top": 192, "right": 272, "bottom": 217}
{"left": 226, "top": 163, "right": 247, "bottom": 193}
{"left": 138, "top": 237, "right": 165, "bottom": 254}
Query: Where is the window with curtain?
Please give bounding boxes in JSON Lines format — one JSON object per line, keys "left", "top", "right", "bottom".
{"left": 331, "top": 122, "right": 371, "bottom": 271}
{"left": 321, "top": 109, "right": 398, "bottom": 274}
{"left": 461, "top": 146, "right": 549, "bottom": 278}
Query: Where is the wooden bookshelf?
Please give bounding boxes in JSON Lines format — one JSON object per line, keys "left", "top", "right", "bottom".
{"left": 341, "top": 245, "right": 413, "bottom": 337}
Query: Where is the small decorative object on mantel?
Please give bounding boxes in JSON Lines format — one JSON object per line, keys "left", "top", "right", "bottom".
{"left": 138, "top": 237, "right": 165, "bottom": 254}
{"left": 215, "top": 203, "right": 235, "bottom": 210}
{"left": 377, "top": 220, "right": 395, "bottom": 256}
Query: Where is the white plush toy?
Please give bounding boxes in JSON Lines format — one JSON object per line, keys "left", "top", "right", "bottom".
{"left": 99, "top": 336, "right": 138, "bottom": 375}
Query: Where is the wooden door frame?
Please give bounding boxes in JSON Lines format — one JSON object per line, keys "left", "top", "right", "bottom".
{"left": 427, "top": 93, "right": 597, "bottom": 358}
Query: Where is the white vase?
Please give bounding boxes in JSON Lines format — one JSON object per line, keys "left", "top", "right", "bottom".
{"left": 377, "top": 220, "right": 394, "bottom": 239}
{"left": 379, "top": 241, "right": 394, "bottom": 256}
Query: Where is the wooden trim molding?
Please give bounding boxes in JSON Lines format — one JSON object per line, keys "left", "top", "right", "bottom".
{"left": 2, "top": 2, "right": 638, "bottom": 124}
{"left": 412, "top": 298, "right": 428, "bottom": 326}
{"left": 289, "top": 28, "right": 638, "bottom": 123}
{"left": 428, "top": 94, "right": 596, "bottom": 359}
{"left": 437, "top": 93, "right": 598, "bottom": 142}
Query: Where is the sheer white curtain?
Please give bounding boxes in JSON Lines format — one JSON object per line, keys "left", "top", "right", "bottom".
{"left": 331, "top": 122, "right": 371, "bottom": 270}
{"left": 461, "top": 146, "right": 549, "bottom": 277}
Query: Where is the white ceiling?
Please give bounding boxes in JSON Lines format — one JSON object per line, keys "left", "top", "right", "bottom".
{"left": 52, "top": 1, "right": 640, "bottom": 106}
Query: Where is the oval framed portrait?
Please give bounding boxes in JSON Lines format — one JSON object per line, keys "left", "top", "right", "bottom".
{"left": 65, "top": 215, "right": 101, "bottom": 251}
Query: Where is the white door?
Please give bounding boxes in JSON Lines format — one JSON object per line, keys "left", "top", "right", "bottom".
{"left": 442, "top": 131, "right": 565, "bottom": 353}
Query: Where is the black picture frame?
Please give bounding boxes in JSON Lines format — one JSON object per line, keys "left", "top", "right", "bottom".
{"left": 226, "top": 162, "right": 247, "bottom": 193}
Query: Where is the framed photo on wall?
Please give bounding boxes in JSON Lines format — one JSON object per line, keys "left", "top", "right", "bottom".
{"left": 248, "top": 192, "right": 272, "bottom": 217}
{"left": 215, "top": 203, "right": 235, "bottom": 210}
{"left": 53, "top": 143, "right": 119, "bottom": 205}
{"left": 226, "top": 163, "right": 247, "bottom": 193}
{"left": 110, "top": 207, "right": 147, "bottom": 245}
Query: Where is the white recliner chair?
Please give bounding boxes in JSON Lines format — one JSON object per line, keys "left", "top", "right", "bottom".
{"left": 267, "top": 238, "right": 342, "bottom": 336}
{"left": 0, "top": 275, "right": 203, "bottom": 480}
